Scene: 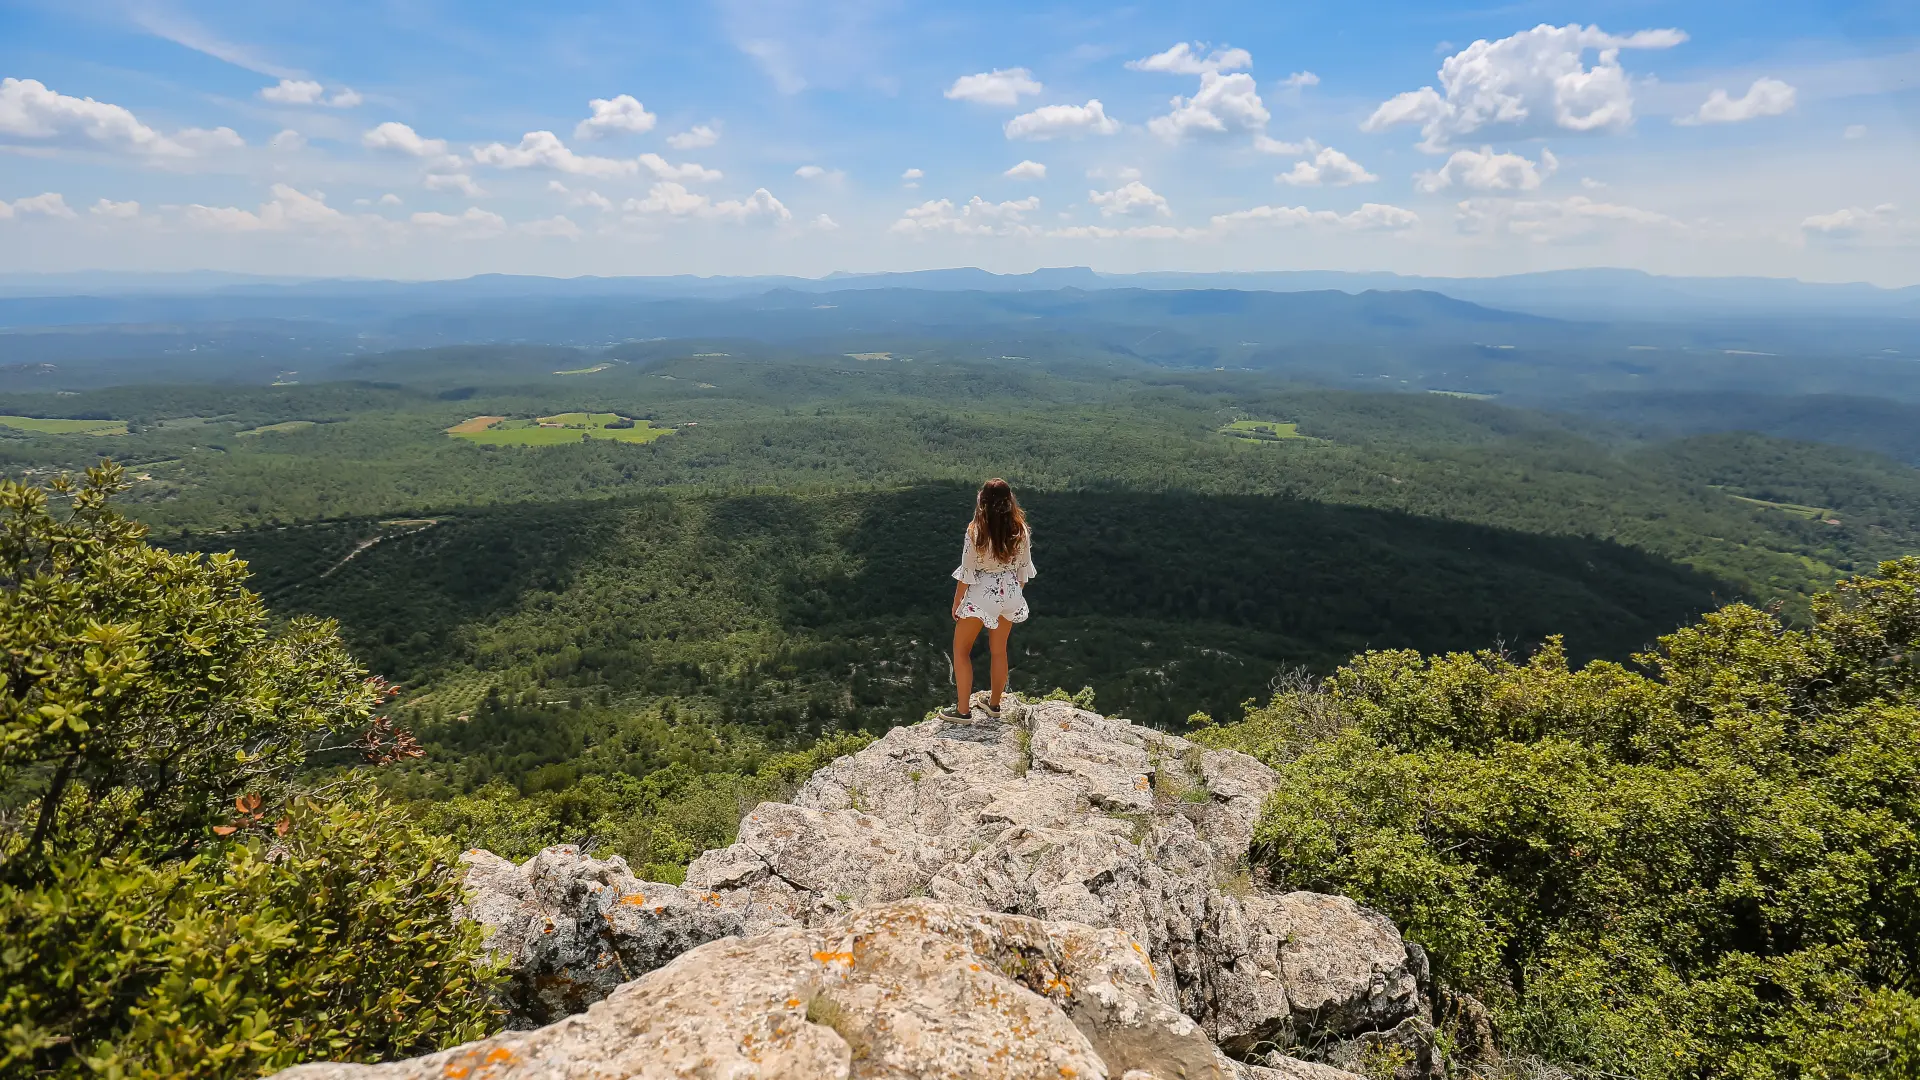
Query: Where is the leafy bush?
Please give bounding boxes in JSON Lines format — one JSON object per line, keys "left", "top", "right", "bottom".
{"left": 0, "top": 464, "right": 377, "bottom": 877}
{"left": 415, "top": 731, "right": 874, "bottom": 879}
{"left": 1198, "top": 558, "right": 1920, "bottom": 1079}
{"left": 0, "top": 790, "right": 499, "bottom": 1078}
{"left": 0, "top": 466, "right": 499, "bottom": 1075}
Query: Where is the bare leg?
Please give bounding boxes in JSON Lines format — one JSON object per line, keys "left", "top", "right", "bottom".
{"left": 952, "top": 617, "right": 983, "bottom": 714}
{"left": 987, "top": 619, "right": 1015, "bottom": 709}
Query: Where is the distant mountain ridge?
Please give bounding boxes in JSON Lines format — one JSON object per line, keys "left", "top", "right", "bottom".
{"left": 3, "top": 266, "right": 1915, "bottom": 320}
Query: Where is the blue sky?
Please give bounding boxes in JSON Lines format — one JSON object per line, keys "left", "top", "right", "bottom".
{"left": 1, "top": 0, "right": 1916, "bottom": 282}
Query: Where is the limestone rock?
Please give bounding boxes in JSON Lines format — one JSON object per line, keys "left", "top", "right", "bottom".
{"left": 452, "top": 697, "right": 1424, "bottom": 1073}
{"left": 457, "top": 845, "right": 743, "bottom": 1026}
{"left": 272, "top": 899, "right": 1290, "bottom": 1080}
{"left": 688, "top": 698, "right": 1418, "bottom": 1053}
{"left": 1262, "top": 892, "right": 1422, "bottom": 1037}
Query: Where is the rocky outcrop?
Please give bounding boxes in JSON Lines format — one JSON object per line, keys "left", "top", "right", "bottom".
{"left": 679, "top": 698, "right": 1422, "bottom": 1056}
{"left": 284, "top": 696, "right": 1427, "bottom": 1078}
{"left": 278, "top": 898, "right": 1365, "bottom": 1080}
{"left": 288, "top": 897, "right": 1339, "bottom": 1079}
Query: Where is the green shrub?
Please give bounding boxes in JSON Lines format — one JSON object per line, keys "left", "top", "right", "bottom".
{"left": 1, "top": 464, "right": 379, "bottom": 879}
{"left": 0, "top": 466, "right": 499, "bottom": 1075}
{"left": 0, "top": 789, "right": 499, "bottom": 1078}
{"left": 1199, "top": 558, "right": 1920, "bottom": 1079}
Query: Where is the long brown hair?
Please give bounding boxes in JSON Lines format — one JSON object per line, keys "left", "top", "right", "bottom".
{"left": 970, "top": 478, "right": 1027, "bottom": 562}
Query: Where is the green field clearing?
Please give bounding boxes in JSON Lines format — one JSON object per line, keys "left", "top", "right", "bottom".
{"left": 447, "top": 412, "right": 673, "bottom": 446}
{"left": 1220, "top": 419, "right": 1309, "bottom": 442}
{"left": 0, "top": 415, "right": 128, "bottom": 436}
{"left": 237, "top": 421, "right": 318, "bottom": 436}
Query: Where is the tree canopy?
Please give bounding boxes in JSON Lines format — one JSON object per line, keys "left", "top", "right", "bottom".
{"left": 1199, "top": 558, "right": 1920, "bottom": 1079}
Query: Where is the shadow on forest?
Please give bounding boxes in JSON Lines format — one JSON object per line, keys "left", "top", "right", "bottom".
{"left": 791, "top": 483, "right": 1731, "bottom": 667}
{"left": 191, "top": 482, "right": 1734, "bottom": 724}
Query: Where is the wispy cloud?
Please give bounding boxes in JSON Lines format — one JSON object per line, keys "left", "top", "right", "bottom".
{"left": 124, "top": 3, "right": 303, "bottom": 79}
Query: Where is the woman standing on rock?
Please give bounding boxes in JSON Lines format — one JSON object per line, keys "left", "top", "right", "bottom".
{"left": 942, "top": 478, "right": 1036, "bottom": 722}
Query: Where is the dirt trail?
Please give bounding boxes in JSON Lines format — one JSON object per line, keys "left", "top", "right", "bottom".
{"left": 320, "top": 520, "right": 439, "bottom": 578}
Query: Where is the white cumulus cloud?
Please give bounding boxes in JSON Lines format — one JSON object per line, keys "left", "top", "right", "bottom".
{"left": 424, "top": 172, "right": 485, "bottom": 197}
{"left": 1127, "top": 43, "right": 1252, "bottom": 75}
{"left": 1147, "top": 71, "right": 1269, "bottom": 141}
{"left": 667, "top": 125, "right": 719, "bottom": 149}
{"left": 261, "top": 79, "right": 324, "bottom": 104}
{"left": 623, "top": 183, "right": 790, "bottom": 223}
{"left": 1004, "top": 159, "right": 1046, "bottom": 180}
{"left": 795, "top": 165, "right": 826, "bottom": 179}
{"left": 1801, "top": 204, "right": 1912, "bottom": 244}
{"left": 0, "top": 192, "right": 76, "bottom": 220}
{"left": 1414, "top": 146, "right": 1557, "bottom": 192}
{"left": 550, "top": 183, "right": 613, "bottom": 211}
{"left": 1362, "top": 24, "right": 1687, "bottom": 151}
{"left": 1677, "top": 78, "right": 1796, "bottom": 125}
{"left": 945, "top": 68, "right": 1043, "bottom": 106}
{"left": 638, "top": 153, "right": 721, "bottom": 182}
{"left": 90, "top": 197, "right": 139, "bottom": 218}
{"left": 575, "top": 95, "right": 657, "bottom": 139}
{"left": 1005, "top": 100, "right": 1120, "bottom": 140}
{"left": 269, "top": 129, "right": 306, "bottom": 151}
{"left": 1253, "top": 134, "right": 1312, "bottom": 155}
{"left": 362, "top": 122, "right": 448, "bottom": 157}
{"left": 472, "top": 131, "right": 720, "bottom": 181}
{"left": 1088, "top": 181, "right": 1170, "bottom": 217}
{"left": 181, "top": 184, "right": 350, "bottom": 232}
{"left": 0, "top": 77, "right": 204, "bottom": 157}
{"left": 1212, "top": 202, "right": 1419, "bottom": 232}
{"left": 260, "top": 79, "right": 359, "bottom": 107}
{"left": 1276, "top": 146, "right": 1377, "bottom": 187}
{"left": 890, "top": 196, "right": 1040, "bottom": 236}
{"left": 1281, "top": 72, "right": 1320, "bottom": 89}
{"left": 411, "top": 207, "right": 507, "bottom": 234}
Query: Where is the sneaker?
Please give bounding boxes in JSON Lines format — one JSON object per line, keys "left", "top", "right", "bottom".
{"left": 936, "top": 705, "right": 971, "bottom": 724}
{"left": 972, "top": 690, "right": 1012, "bottom": 720}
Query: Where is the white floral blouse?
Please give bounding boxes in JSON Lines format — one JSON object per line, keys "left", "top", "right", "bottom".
{"left": 951, "top": 525, "right": 1036, "bottom": 628}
